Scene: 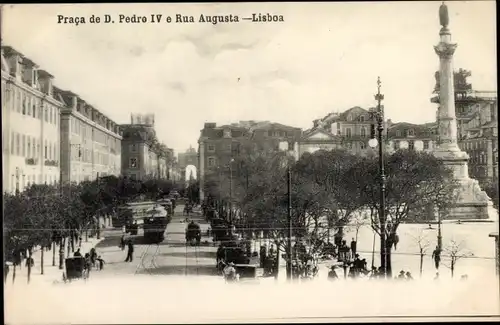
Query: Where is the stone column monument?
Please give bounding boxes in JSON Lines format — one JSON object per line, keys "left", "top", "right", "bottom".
{"left": 432, "top": 2, "right": 493, "bottom": 220}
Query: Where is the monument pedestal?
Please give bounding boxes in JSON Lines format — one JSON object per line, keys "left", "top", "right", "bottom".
{"left": 434, "top": 147, "right": 493, "bottom": 220}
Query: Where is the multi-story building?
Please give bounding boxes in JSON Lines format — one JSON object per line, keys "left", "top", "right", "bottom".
{"left": 386, "top": 121, "right": 438, "bottom": 153}
{"left": 2, "top": 46, "right": 64, "bottom": 193}
{"left": 1, "top": 45, "right": 122, "bottom": 191}
{"left": 300, "top": 107, "right": 391, "bottom": 156}
{"left": 432, "top": 68, "right": 498, "bottom": 182}
{"left": 120, "top": 116, "right": 170, "bottom": 181}
{"left": 58, "top": 89, "right": 122, "bottom": 183}
{"left": 198, "top": 121, "right": 302, "bottom": 201}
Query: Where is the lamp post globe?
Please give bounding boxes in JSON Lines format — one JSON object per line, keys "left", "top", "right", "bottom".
{"left": 368, "top": 138, "right": 379, "bottom": 149}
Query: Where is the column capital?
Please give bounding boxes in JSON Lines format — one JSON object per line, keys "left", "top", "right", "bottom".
{"left": 434, "top": 42, "right": 457, "bottom": 59}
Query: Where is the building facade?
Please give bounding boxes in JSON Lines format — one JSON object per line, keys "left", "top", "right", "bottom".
{"left": 1, "top": 45, "right": 123, "bottom": 191}
{"left": 432, "top": 68, "right": 498, "bottom": 182}
{"left": 300, "top": 107, "right": 392, "bottom": 156}
{"left": 198, "top": 121, "right": 302, "bottom": 201}
{"left": 2, "top": 46, "right": 64, "bottom": 193}
{"left": 386, "top": 122, "right": 438, "bottom": 153}
{"left": 59, "top": 89, "right": 122, "bottom": 184}
{"left": 120, "top": 120, "right": 170, "bottom": 181}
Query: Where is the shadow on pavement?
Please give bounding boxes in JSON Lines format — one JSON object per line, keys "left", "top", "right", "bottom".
{"left": 136, "top": 264, "right": 219, "bottom": 277}
{"left": 165, "top": 242, "right": 215, "bottom": 248}
{"left": 160, "top": 251, "right": 216, "bottom": 259}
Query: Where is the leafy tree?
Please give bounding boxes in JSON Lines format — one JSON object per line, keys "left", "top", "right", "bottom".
{"left": 362, "top": 149, "right": 460, "bottom": 277}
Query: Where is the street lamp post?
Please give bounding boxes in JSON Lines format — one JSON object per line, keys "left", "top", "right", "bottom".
{"left": 368, "top": 76, "right": 387, "bottom": 278}
{"left": 437, "top": 208, "right": 443, "bottom": 251}
{"left": 286, "top": 164, "right": 292, "bottom": 280}
{"left": 229, "top": 158, "right": 234, "bottom": 232}
{"left": 279, "top": 141, "right": 294, "bottom": 281}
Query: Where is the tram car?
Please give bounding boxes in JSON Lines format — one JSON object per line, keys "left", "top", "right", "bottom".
{"left": 113, "top": 201, "right": 157, "bottom": 229}
{"left": 143, "top": 205, "right": 170, "bottom": 243}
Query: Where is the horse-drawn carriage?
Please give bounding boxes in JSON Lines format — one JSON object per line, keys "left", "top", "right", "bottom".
{"left": 63, "top": 257, "right": 89, "bottom": 283}
{"left": 185, "top": 221, "right": 201, "bottom": 246}
{"left": 183, "top": 203, "right": 193, "bottom": 215}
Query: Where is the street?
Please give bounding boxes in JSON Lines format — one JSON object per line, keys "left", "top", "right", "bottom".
{"left": 93, "top": 204, "right": 218, "bottom": 278}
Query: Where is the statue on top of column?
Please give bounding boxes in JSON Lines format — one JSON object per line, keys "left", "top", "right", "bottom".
{"left": 439, "top": 2, "right": 449, "bottom": 28}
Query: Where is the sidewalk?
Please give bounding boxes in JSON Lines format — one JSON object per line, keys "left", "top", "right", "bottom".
{"left": 5, "top": 236, "right": 105, "bottom": 285}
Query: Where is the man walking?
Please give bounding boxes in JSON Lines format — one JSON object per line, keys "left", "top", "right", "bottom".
{"left": 125, "top": 240, "right": 134, "bottom": 262}
{"left": 350, "top": 238, "right": 357, "bottom": 256}
{"left": 431, "top": 245, "right": 441, "bottom": 270}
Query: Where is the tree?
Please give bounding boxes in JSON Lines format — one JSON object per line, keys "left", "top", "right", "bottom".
{"left": 4, "top": 193, "right": 29, "bottom": 283}
{"left": 362, "top": 149, "right": 460, "bottom": 277}
{"left": 231, "top": 147, "right": 368, "bottom": 277}
{"left": 481, "top": 177, "right": 499, "bottom": 211}
{"left": 442, "top": 239, "right": 473, "bottom": 278}
{"left": 407, "top": 229, "right": 431, "bottom": 277}
{"left": 349, "top": 211, "right": 369, "bottom": 243}
{"left": 23, "top": 184, "right": 64, "bottom": 277}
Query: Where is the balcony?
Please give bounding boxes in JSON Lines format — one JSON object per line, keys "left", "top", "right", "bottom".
{"left": 25, "top": 158, "right": 38, "bottom": 165}
{"left": 44, "top": 160, "right": 59, "bottom": 167}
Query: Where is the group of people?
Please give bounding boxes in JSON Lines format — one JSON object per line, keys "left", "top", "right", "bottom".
{"left": 73, "top": 246, "right": 105, "bottom": 272}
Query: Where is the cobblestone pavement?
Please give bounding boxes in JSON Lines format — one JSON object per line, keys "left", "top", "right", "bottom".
{"left": 92, "top": 205, "right": 218, "bottom": 278}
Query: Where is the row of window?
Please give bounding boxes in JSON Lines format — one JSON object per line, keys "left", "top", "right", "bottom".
{"left": 71, "top": 117, "right": 121, "bottom": 151}
{"left": 10, "top": 174, "right": 59, "bottom": 192}
{"left": 268, "top": 130, "right": 288, "bottom": 137}
{"left": 5, "top": 86, "right": 59, "bottom": 125}
{"left": 10, "top": 131, "right": 58, "bottom": 161}
{"left": 207, "top": 144, "right": 233, "bottom": 152}
{"left": 346, "top": 115, "right": 367, "bottom": 122}
{"left": 460, "top": 141, "right": 490, "bottom": 151}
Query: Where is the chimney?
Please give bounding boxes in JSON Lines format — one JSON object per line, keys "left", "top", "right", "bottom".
{"left": 204, "top": 122, "right": 216, "bottom": 129}
{"left": 5, "top": 52, "right": 22, "bottom": 80}
{"left": 21, "top": 57, "right": 38, "bottom": 87}
{"left": 38, "top": 70, "right": 54, "bottom": 97}
{"left": 72, "top": 95, "right": 78, "bottom": 110}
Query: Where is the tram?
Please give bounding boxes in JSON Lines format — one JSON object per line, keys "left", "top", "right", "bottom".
{"left": 113, "top": 201, "right": 157, "bottom": 229}
{"left": 143, "top": 205, "right": 170, "bottom": 243}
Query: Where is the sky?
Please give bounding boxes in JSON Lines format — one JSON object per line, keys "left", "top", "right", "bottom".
{"left": 1, "top": 2, "right": 496, "bottom": 155}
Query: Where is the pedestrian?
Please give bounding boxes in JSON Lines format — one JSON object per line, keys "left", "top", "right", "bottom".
{"left": 96, "top": 255, "right": 105, "bottom": 270}
{"left": 393, "top": 233, "right": 399, "bottom": 251}
{"left": 431, "top": 246, "right": 441, "bottom": 270}
{"left": 4, "top": 262, "right": 10, "bottom": 283}
{"left": 217, "top": 244, "right": 225, "bottom": 267}
{"left": 397, "top": 270, "right": 406, "bottom": 280}
{"left": 434, "top": 272, "right": 440, "bottom": 280}
{"left": 350, "top": 238, "right": 357, "bottom": 256}
{"left": 120, "top": 235, "right": 125, "bottom": 250}
{"left": 328, "top": 265, "right": 339, "bottom": 280}
{"left": 259, "top": 245, "right": 267, "bottom": 268}
{"left": 25, "top": 255, "right": 34, "bottom": 268}
{"left": 74, "top": 248, "right": 82, "bottom": 257}
{"left": 125, "top": 240, "right": 134, "bottom": 262}
{"left": 405, "top": 271, "right": 413, "bottom": 280}
{"left": 89, "top": 247, "right": 97, "bottom": 266}
{"left": 84, "top": 253, "right": 92, "bottom": 278}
